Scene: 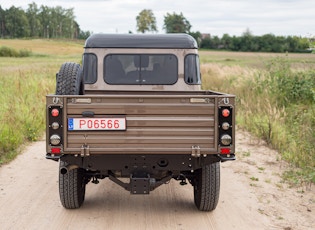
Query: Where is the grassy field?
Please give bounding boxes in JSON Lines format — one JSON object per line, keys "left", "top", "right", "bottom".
{"left": 0, "top": 39, "right": 314, "bottom": 184}
{"left": 200, "top": 50, "right": 315, "bottom": 70}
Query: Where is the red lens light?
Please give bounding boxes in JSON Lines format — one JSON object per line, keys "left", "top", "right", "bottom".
{"left": 51, "top": 108, "right": 59, "bottom": 117}
{"left": 51, "top": 148, "right": 61, "bottom": 154}
{"left": 222, "top": 109, "right": 230, "bottom": 117}
{"left": 220, "top": 148, "right": 230, "bottom": 154}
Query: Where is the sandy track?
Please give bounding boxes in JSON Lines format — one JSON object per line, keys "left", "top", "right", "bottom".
{"left": 0, "top": 131, "right": 314, "bottom": 230}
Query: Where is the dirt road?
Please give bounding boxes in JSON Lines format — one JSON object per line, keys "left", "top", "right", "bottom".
{"left": 0, "top": 131, "right": 314, "bottom": 230}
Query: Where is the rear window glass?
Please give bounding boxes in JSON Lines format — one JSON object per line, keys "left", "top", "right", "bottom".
{"left": 104, "top": 54, "right": 178, "bottom": 85}
{"left": 184, "top": 54, "right": 201, "bottom": 85}
{"left": 83, "top": 53, "right": 97, "bottom": 84}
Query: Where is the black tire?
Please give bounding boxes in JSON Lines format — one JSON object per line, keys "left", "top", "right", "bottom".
{"left": 56, "top": 62, "right": 83, "bottom": 95}
{"left": 59, "top": 161, "right": 86, "bottom": 209}
{"left": 193, "top": 162, "right": 220, "bottom": 211}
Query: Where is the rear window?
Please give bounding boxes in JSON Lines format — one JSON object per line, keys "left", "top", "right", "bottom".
{"left": 104, "top": 54, "right": 178, "bottom": 85}
{"left": 83, "top": 53, "right": 97, "bottom": 84}
{"left": 184, "top": 54, "right": 201, "bottom": 85}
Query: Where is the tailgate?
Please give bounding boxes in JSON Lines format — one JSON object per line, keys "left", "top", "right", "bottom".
{"left": 47, "top": 93, "right": 234, "bottom": 155}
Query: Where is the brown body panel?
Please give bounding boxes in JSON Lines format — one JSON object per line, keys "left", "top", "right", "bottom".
{"left": 47, "top": 92, "right": 235, "bottom": 155}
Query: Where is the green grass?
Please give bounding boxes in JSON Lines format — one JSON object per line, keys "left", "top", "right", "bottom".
{"left": 0, "top": 39, "right": 83, "bottom": 164}
{"left": 200, "top": 50, "right": 315, "bottom": 185}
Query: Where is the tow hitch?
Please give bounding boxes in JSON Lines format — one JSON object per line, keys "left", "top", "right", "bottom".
{"left": 108, "top": 172, "right": 172, "bottom": 194}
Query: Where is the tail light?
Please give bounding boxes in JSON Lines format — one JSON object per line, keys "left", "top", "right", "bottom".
{"left": 51, "top": 108, "right": 59, "bottom": 117}
{"left": 221, "top": 134, "right": 232, "bottom": 145}
{"left": 50, "top": 134, "right": 61, "bottom": 145}
{"left": 48, "top": 106, "right": 63, "bottom": 154}
{"left": 218, "top": 106, "right": 233, "bottom": 154}
{"left": 221, "top": 109, "right": 230, "bottom": 117}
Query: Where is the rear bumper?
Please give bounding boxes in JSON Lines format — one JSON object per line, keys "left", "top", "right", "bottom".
{"left": 46, "top": 153, "right": 235, "bottom": 174}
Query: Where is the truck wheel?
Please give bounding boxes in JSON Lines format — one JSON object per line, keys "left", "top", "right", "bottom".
{"left": 193, "top": 162, "right": 220, "bottom": 211}
{"left": 56, "top": 62, "right": 83, "bottom": 95}
{"left": 59, "top": 161, "right": 86, "bottom": 209}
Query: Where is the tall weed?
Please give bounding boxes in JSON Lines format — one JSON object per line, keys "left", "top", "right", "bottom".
{"left": 0, "top": 60, "right": 55, "bottom": 163}
{"left": 201, "top": 58, "right": 315, "bottom": 184}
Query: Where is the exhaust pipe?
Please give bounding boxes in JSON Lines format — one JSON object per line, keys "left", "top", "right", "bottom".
{"left": 60, "top": 165, "right": 79, "bottom": 175}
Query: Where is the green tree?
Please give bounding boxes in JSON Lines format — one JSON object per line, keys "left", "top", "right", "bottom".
{"left": 189, "top": 31, "right": 202, "bottom": 46}
{"left": 136, "top": 9, "right": 157, "bottom": 33}
{"left": 221, "top": 33, "right": 232, "bottom": 50}
{"left": 5, "top": 6, "right": 30, "bottom": 38}
{"left": 163, "top": 12, "right": 191, "bottom": 33}
{"left": 39, "top": 5, "right": 51, "bottom": 38}
{"left": 26, "top": 2, "right": 41, "bottom": 37}
{"left": 62, "top": 7, "right": 77, "bottom": 38}
{"left": 0, "top": 6, "right": 5, "bottom": 37}
{"left": 200, "top": 37, "right": 211, "bottom": 49}
{"left": 239, "top": 28, "right": 254, "bottom": 51}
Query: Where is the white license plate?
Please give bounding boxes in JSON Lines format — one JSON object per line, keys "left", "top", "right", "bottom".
{"left": 68, "top": 118, "right": 126, "bottom": 131}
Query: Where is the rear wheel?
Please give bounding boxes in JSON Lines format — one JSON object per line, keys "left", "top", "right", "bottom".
{"left": 56, "top": 62, "right": 83, "bottom": 95}
{"left": 193, "top": 162, "right": 220, "bottom": 211}
{"left": 56, "top": 62, "right": 85, "bottom": 209}
{"left": 59, "top": 161, "right": 86, "bottom": 209}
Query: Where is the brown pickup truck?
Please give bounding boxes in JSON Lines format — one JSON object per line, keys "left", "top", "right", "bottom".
{"left": 46, "top": 34, "right": 235, "bottom": 211}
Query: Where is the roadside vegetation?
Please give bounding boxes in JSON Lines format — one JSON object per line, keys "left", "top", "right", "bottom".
{"left": 201, "top": 51, "right": 315, "bottom": 184}
{"left": 0, "top": 39, "right": 83, "bottom": 164}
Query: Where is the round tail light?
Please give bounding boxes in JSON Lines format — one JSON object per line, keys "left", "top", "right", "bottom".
{"left": 51, "top": 108, "right": 59, "bottom": 117}
{"left": 221, "top": 134, "right": 232, "bottom": 146}
{"left": 222, "top": 109, "right": 230, "bottom": 117}
{"left": 221, "top": 122, "right": 230, "bottom": 130}
{"left": 50, "top": 134, "right": 61, "bottom": 145}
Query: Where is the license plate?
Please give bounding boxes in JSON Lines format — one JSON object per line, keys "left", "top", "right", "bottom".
{"left": 68, "top": 118, "right": 126, "bottom": 131}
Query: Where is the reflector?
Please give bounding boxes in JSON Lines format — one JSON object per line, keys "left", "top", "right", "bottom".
{"left": 220, "top": 148, "right": 230, "bottom": 154}
{"left": 51, "top": 148, "right": 61, "bottom": 154}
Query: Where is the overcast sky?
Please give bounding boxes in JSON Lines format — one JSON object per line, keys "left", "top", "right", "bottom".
{"left": 1, "top": 0, "right": 314, "bottom": 37}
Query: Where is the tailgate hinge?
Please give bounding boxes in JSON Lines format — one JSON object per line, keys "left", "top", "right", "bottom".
{"left": 80, "top": 144, "right": 90, "bottom": 157}
{"left": 191, "top": 145, "right": 201, "bottom": 157}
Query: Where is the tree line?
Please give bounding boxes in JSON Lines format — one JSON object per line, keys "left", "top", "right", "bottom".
{"left": 0, "top": 4, "right": 311, "bottom": 53}
{"left": 0, "top": 3, "right": 91, "bottom": 39}
{"left": 197, "top": 30, "right": 310, "bottom": 53}
{"left": 137, "top": 9, "right": 311, "bottom": 53}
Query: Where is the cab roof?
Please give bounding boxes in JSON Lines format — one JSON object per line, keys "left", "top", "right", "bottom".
{"left": 84, "top": 33, "right": 198, "bottom": 49}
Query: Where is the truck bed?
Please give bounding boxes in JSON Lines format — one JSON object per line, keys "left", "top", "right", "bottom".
{"left": 46, "top": 90, "right": 235, "bottom": 155}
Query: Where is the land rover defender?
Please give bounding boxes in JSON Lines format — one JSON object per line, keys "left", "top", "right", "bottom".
{"left": 46, "top": 33, "right": 235, "bottom": 211}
